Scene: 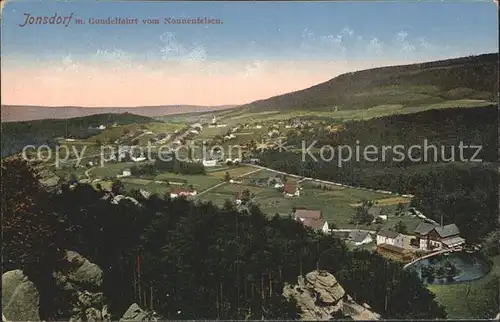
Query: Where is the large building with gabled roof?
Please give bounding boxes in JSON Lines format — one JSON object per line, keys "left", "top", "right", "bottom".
{"left": 414, "top": 222, "right": 465, "bottom": 251}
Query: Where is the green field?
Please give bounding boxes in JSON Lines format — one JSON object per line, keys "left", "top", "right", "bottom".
{"left": 154, "top": 172, "right": 222, "bottom": 191}
{"left": 90, "top": 162, "right": 141, "bottom": 178}
{"left": 427, "top": 255, "right": 500, "bottom": 319}
{"left": 121, "top": 180, "right": 170, "bottom": 195}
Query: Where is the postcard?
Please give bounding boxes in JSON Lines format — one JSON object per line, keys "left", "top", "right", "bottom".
{"left": 1, "top": 1, "right": 498, "bottom": 321}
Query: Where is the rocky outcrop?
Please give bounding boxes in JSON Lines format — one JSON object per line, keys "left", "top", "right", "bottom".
{"left": 2, "top": 270, "right": 41, "bottom": 321}
{"left": 53, "top": 250, "right": 110, "bottom": 321}
{"left": 120, "top": 303, "right": 161, "bottom": 321}
{"left": 283, "top": 270, "right": 381, "bottom": 320}
{"left": 62, "top": 251, "right": 104, "bottom": 290}
{"left": 2, "top": 251, "right": 111, "bottom": 321}
{"left": 2, "top": 251, "right": 160, "bottom": 321}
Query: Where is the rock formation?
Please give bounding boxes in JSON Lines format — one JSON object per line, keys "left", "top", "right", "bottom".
{"left": 2, "top": 251, "right": 110, "bottom": 321}
{"left": 2, "top": 250, "right": 159, "bottom": 321}
{"left": 283, "top": 270, "right": 381, "bottom": 320}
{"left": 120, "top": 303, "right": 161, "bottom": 321}
{"left": 46, "top": 250, "right": 110, "bottom": 321}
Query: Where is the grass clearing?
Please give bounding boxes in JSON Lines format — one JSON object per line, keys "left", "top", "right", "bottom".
{"left": 154, "top": 172, "right": 222, "bottom": 191}
{"left": 90, "top": 162, "right": 140, "bottom": 178}
{"left": 197, "top": 178, "right": 422, "bottom": 229}
{"left": 350, "top": 196, "right": 411, "bottom": 207}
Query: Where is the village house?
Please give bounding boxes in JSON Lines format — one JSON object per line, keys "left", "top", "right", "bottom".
{"left": 375, "top": 230, "right": 411, "bottom": 261}
{"left": 294, "top": 209, "right": 329, "bottom": 234}
{"left": 376, "top": 230, "right": 405, "bottom": 248}
{"left": 284, "top": 182, "right": 300, "bottom": 197}
{"left": 131, "top": 155, "right": 147, "bottom": 162}
{"left": 268, "top": 129, "right": 280, "bottom": 138}
{"left": 117, "top": 169, "right": 132, "bottom": 178}
{"left": 170, "top": 187, "right": 197, "bottom": 199}
{"left": 347, "top": 231, "right": 373, "bottom": 246}
{"left": 414, "top": 222, "right": 465, "bottom": 251}
{"left": 202, "top": 159, "right": 217, "bottom": 167}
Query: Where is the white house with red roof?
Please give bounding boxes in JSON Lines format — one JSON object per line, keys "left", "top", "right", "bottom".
{"left": 294, "top": 209, "right": 329, "bottom": 233}
{"left": 283, "top": 182, "right": 301, "bottom": 197}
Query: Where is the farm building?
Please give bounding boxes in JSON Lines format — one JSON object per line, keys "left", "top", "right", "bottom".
{"left": 376, "top": 230, "right": 404, "bottom": 248}
{"left": 117, "top": 169, "right": 132, "bottom": 178}
{"left": 170, "top": 187, "right": 197, "bottom": 199}
{"left": 347, "top": 231, "right": 373, "bottom": 246}
{"left": 414, "top": 223, "right": 465, "bottom": 251}
{"left": 294, "top": 209, "right": 329, "bottom": 234}
{"left": 284, "top": 183, "right": 300, "bottom": 197}
{"left": 202, "top": 159, "right": 217, "bottom": 167}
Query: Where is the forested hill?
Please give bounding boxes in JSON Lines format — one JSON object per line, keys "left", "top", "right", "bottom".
{"left": 240, "top": 53, "right": 498, "bottom": 112}
{"left": 1, "top": 113, "right": 159, "bottom": 157}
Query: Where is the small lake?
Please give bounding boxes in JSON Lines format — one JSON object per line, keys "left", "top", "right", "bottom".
{"left": 406, "top": 251, "right": 491, "bottom": 285}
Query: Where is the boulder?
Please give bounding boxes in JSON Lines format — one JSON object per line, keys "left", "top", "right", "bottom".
{"left": 55, "top": 251, "right": 109, "bottom": 321}
{"left": 2, "top": 252, "right": 110, "bottom": 321}
{"left": 284, "top": 270, "right": 381, "bottom": 320}
{"left": 2, "top": 270, "right": 41, "bottom": 321}
{"left": 120, "top": 303, "right": 161, "bottom": 321}
{"left": 85, "top": 307, "right": 102, "bottom": 321}
{"left": 65, "top": 251, "right": 103, "bottom": 289}
{"left": 121, "top": 303, "right": 147, "bottom": 321}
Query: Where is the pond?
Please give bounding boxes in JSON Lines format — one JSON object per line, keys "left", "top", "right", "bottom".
{"left": 406, "top": 251, "right": 491, "bottom": 285}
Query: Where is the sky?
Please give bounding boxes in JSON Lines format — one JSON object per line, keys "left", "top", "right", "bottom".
{"left": 1, "top": 0, "right": 498, "bottom": 107}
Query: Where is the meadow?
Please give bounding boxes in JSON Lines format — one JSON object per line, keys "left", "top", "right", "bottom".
{"left": 198, "top": 170, "right": 422, "bottom": 230}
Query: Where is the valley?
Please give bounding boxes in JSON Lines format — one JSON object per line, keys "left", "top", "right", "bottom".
{"left": 2, "top": 52, "right": 499, "bottom": 321}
